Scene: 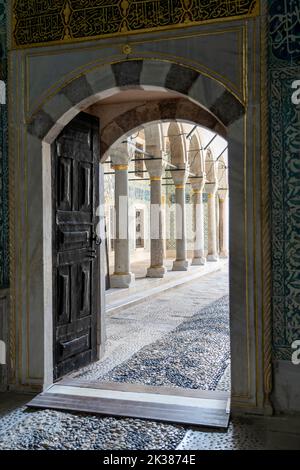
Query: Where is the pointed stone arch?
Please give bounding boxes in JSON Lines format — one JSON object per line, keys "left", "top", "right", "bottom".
{"left": 188, "top": 133, "right": 204, "bottom": 177}
{"left": 167, "top": 122, "right": 186, "bottom": 169}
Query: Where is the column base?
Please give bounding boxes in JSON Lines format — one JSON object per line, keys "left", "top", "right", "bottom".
{"left": 219, "top": 252, "right": 229, "bottom": 259}
{"left": 110, "top": 273, "right": 135, "bottom": 288}
{"left": 172, "top": 260, "right": 189, "bottom": 271}
{"left": 207, "top": 254, "right": 219, "bottom": 262}
{"left": 147, "top": 266, "right": 167, "bottom": 278}
{"left": 192, "top": 257, "right": 206, "bottom": 266}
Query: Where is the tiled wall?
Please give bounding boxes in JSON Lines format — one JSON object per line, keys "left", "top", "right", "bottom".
{"left": 0, "top": 0, "right": 8, "bottom": 289}
{"left": 269, "top": 0, "right": 300, "bottom": 360}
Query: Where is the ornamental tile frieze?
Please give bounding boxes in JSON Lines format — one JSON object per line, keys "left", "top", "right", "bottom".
{"left": 12, "top": 0, "right": 259, "bottom": 48}
{"left": 0, "top": 0, "right": 8, "bottom": 289}
{"left": 269, "top": 0, "right": 300, "bottom": 360}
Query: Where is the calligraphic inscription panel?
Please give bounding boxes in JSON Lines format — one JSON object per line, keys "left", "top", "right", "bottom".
{"left": 12, "top": 0, "right": 259, "bottom": 48}
{"left": 269, "top": 0, "right": 300, "bottom": 63}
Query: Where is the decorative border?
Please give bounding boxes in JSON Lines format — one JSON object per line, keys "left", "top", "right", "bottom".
{"left": 9, "top": 22, "right": 271, "bottom": 407}
{"left": 270, "top": 66, "right": 300, "bottom": 360}
{"left": 260, "top": 2, "right": 272, "bottom": 411}
{"left": 12, "top": 0, "right": 260, "bottom": 49}
{"left": 0, "top": 102, "right": 9, "bottom": 289}
{"left": 8, "top": 2, "right": 275, "bottom": 411}
{"left": 0, "top": 0, "right": 9, "bottom": 290}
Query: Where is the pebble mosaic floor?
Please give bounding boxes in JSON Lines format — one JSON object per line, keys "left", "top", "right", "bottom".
{"left": 0, "top": 267, "right": 237, "bottom": 450}
{"left": 0, "top": 408, "right": 186, "bottom": 450}
{"left": 83, "top": 296, "right": 230, "bottom": 391}
{"left": 73, "top": 266, "right": 229, "bottom": 381}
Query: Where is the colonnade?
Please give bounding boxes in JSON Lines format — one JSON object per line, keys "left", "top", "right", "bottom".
{"left": 109, "top": 125, "right": 229, "bottom": 288}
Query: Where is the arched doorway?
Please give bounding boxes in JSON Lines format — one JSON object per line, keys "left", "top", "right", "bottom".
{"left": 10, "top": 58, "right": 271, "bottom": 415}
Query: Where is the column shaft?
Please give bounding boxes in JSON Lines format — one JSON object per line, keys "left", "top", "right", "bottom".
{"left": 207, "top": 192, "right": 219, "bottom": 262}
{"left": 111, "top": 165, "right": 135, "bottom": 288}
{"left": 147, "top": 177, "right": 166, "bottom": 278}
{"left": 219, "top": 197, "right": 229, "bottom": 258}
{"left": 173, "top": 184, "right": 189, "bottom": 271}
{"left": 192, "top": 190, "right": 206, "bottom": 265}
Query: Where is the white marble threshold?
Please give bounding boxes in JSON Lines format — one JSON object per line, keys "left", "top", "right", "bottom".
{"left": 47, "top": 384, "right": 228, "bottom": 410}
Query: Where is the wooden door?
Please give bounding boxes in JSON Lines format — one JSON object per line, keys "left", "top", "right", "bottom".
{"left": 52, "top": 112, "right": 100, "bottom": 380}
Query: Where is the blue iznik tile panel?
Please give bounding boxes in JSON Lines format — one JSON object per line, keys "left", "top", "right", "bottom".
{"left": 269, "top": 0, "right": 300, "bottom": 360}
{"left": 0, "top": 0, "right": 8, "bottom": 289}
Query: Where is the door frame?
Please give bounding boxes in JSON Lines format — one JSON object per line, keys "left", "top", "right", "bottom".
{"left": 8, "top": 21, "right": 272, "bottom": 415}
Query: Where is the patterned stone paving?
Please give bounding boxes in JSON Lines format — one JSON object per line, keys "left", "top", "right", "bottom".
{"left": 0, "top": 408, "right": 186, "bottom": 450}
{"left": 0, "top": 267, "right": 230, "bottom": 450}
{"left": 177, "top": 418, "right": 265, "bottom": 450}
{"left": 79, "top": 296, "right": 230, "bottom": 392}
{"left": 0, "top": 265, "right": 299, "bottom": 449}
{"left": 177, "top": 416, "right": 300, "bottom": 450}
{"left": 73, "top": 264, "right": 229, "bottom": 381}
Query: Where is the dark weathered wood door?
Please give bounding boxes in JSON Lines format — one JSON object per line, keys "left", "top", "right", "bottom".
{"left": 52, "top": 112, "right": 100, "bottom": 380}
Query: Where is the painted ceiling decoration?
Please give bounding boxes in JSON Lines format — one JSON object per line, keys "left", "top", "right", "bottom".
{"left": 12, "top": 0, "right": 259, "bottom": 48}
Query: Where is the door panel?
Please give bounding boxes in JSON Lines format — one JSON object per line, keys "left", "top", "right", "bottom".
{"left": 52, "top": 112, "right": 100, "bottom": 380}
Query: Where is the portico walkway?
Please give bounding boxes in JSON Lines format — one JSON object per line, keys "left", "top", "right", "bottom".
{"left": 106, "top": 258, "right": 228, "bottom": 313}
{"left": 74, "top": 263, "right": 229, "bottom": 383}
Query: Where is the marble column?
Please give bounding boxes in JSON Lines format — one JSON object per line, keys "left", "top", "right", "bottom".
{"left": 145, "top": 152, "right": 166, "bottom": 278}
{"left": 191, "top": 176, "right": 206, "bottom": 266}
{"left": 147, "top": 176, "right": 166, "bottom": 278}
{"left": 172, "top": 170, "right": 189, "bottom": 271}
{"left": 110, "top": 145, "right": 135, "bottom": 288}
{"left": 207, "top": 186, "right": 219, "bottom": 262}
{"left": 219, "top": 191, "right": 229, "bottom": 258}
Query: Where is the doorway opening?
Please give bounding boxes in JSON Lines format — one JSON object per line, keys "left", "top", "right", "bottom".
{"left": 68, "top": 118, "right": 230, "bottom": 428}
{"left": 30, "top": 90, "right": 231, "bottom": 427}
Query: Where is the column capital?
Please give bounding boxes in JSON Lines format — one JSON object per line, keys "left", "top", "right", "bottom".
{"left": 190, "top": 173, "right": 206, "bottom": 192}
{"left": 145, "top": 148, "right": 167, "bottom": 178}
{"left": 171, "top": 167, "right": 189, "bottom": 186}
{"left": 205, "top": 182, "right": 218, "bottom": 194}
{"left": 110, "top": 140, "right": 134, "bottom": 166}
{"left": 218, "top": 188, "right": 229, "bottom": 201}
